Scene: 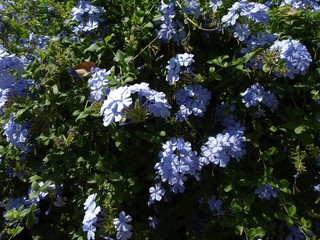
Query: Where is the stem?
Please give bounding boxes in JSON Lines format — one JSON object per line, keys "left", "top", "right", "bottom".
{"left": 128, "top": 36, "right": 159, "bottom": 64}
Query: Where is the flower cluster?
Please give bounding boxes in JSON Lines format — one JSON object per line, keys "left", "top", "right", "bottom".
{"left": 157, "top": 1, "right": 185, "bottom": 42}
{"left": 100, "top": 83, "right": 171, "bottom": 127}
{"left": 208, "top": 196, "right": 224, "bottom": 215}
{"left": 2, "top": 114, "right": 30, "bottom": 152}
{"left": 269, "top": 38, "right": 312, "bottom": 79}
{"left": 215, "top": 103, "right": 238, "bottom": 127}
{"left": 0, "top": 46, "right": 33, "bottom": 110}
{"left": 241, "top": 83, "right": 278, "bottom": 117}
{"left": 286, "top": 224, "right": 313, "bottom": 240}
{"left": 88, "top": 68, "right": 111, "bottom": 103}
{"left": 113, "top": 211, "right": 133, "bottom": 240}
{"left": 221, "top": 0, "right": 270, "bottom": 27}
{"left": 154, "top": 137, "right": 201, "bottom": 194}
{"left": 165, "top": 53, "right": 194, "bottom": 85}
{"left": 255, "top": 184, "right": 279, "bottom": 200}
{"left": 181, "top": 0, "right": 200, "bottom": 19}
{"left": 82, "top": 193, "right": 101, "bottom": 240}
{"left": 175, "top": 84, "right": 211, "bottom": 122}
{"left": 209, "top": 0, "right": 223, "bottom": 11}
{"left": 4, "top": 181, "right": 57, "bottom": 224}
{"left": 200, "top": 123, "right": 246, "bottom": 167}
{"left": 70, "top": 0, "right": 105, "bottom": 34}
{"left": 28, "top": 181, "right": 56, "bottom": 206}
{"left": 279, "top": 0, "right": 320, "bottom": 12}
{"left": 241, "top": 31, "right": 277, "bottom": 54}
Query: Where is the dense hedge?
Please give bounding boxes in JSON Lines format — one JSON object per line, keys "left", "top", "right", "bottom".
{"left": 0, "top": 0, "right": 320, "bottom": 239}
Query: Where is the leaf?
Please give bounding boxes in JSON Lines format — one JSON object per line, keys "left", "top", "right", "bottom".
{"left": 76, "top": 105, "right": 100, "bottom": 121}
{"left": 294, "top": 125, "right": 306, "bottom": 134}
{"left": 26, "top": 212, "right": 35, "bottom": 229}
{"left": 52, "top": 84, "right": 59, "bottom": 95}
{"left": 84, "top": 43, "right": 101, "bottom": 53}
{"left": 235, "top": 224, "right": 244, "bottom": 236}
{"left": 108, "top": 172, "right": 123, "bottom": 181}
{"left": 275, "top": 211, "right": 287, "bottom": 221}
{"left": 288, "top": 205, "right": 296, "bottom": 217}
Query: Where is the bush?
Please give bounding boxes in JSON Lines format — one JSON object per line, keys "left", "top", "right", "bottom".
{"left": 0, "top": 0, "right": 319, "bottom": 239}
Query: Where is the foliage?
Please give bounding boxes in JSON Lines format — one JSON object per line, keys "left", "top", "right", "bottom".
{"left": 0, "top": 0, "right": 320, "bottom": 239}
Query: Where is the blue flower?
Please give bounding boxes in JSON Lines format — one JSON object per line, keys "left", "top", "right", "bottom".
{"left": 286, "top": 225, "right": 313, "bottom": 240}
{"left": 241, "top": 83, "right": 278, "bottom": 115}
{"left": 155, "top": 137, "right": 200, "bottom": 194}
{"left": 148, "top": 216, "right": 159, "bottom": 229}
{"left": 165, "top": 53, "right": 194, "bottom": 85}
{"left": 100, "top": 86, "right": 133, "bottom": 126}
{"left": 88, "top": 68, "right": 111, "bottom": 102}
{"left": 149, "top": 183, "right": 166, "bottom": 202}
{"left": 255, "top": 184, "right": 279, "bottom": 200}
{"left": 280, "top": 0, "right": 320, "bottom": 12}
{"left": 129, "top": 83, "right": 171, "bottom": 119}
{"left": 313, "top": 184, "right": 320, "bottom": 192}
{"left": 221, "top": 0, "right": 270, "bottom": 27}
{"left": 208, "top": 196, "right": 224, "bottom": 215}
{"left": 165, "top": 57, "right": 181, "bottom": 85}
{"left": 209, "top": 0, "right": 223, "bottom": 11}
{"left": 181, "top": 0, "right": 201, "bottom": 19}
{"left": 3, "top": 114, "right": 30, "bottom": 152}
{"left": 157, "top": 1, "right": 186, "bottom": 42}
{"left": 269, "top": 38, "right": 312, "bottom": 79}
{"left": 113, "top": 211, "right": 133, "bottom": 240}
{"left": 200, "top": 123, "right": 246, "bottom": 167}
{"left": 215, "top": 103, "right": 238, "bottom": 127}
{"left": 175, "top": 84, "right": 211, "bottom": 121}
{"left": 232, "top": 23, "right": 250, "bottom": 42}
{"left": 70, "top": 0, "right": 105, "bottom": 33}
{"left": 82, "top": 193, "right": 101, "bottom": 240}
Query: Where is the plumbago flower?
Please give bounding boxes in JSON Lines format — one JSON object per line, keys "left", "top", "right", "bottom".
{"left": 113, "top": 211, "right": 133, "bottom": 240}
{"left": 0, "top": 46, "right": 33, "bottom": 110}
{"left": 165, "top": 53, "right": 194, "bottom": 85}
{"left": 156, "top": 1, "right": 186, "bottom": 42}
{"left": 70, "top": 0, "right": 105, "bottom": 34}
{"left": 208, "top": 196, "right": 224, "bottom": 216}
{"left": 269, "top": 38, "right": 312, "bottom": 79}
{"left": 241, "top": 83, "right": 278, "bottom": 117}
{"left": 2, "top": 114, "right": 31, "bottom": 152}
{"left": 279, "top": 0, "right": 320, "bottom": 12}
{"left": 149, "top": 183, "right": 166, "bottom": 203}
{"left": 200, "top": 123, "right": 246, "bottom": 167}
{"left": 221, "top": 0, "right": 270, "bottom": 27}
{"left": 88, "top": 68, "right": 111, "bottom": 103}
{"left": 209, "top": 0, "right": 223, "bottom": 11}
{"left": 100, "top": 83, "right": 171, "bottom": 127}
{"left": 175, "top": 84, "right": 211, "bottom": 122}
{"left": 255, "top": 184, "right": 279, "bottom": 200}
{"left": 82, "top": 193, "right": 101, "bottom": 240}
{"left": 181, "top": 0, "right": 201, "bottom": 19}
{"left": 154, "top": 137, "right": 201, "bottom": 195}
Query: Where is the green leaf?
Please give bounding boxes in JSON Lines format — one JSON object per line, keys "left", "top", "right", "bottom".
{"left": 104, "top": 35, "right": 113, "bottom": 45}
{"left": 108, "top": 172, "right": 123, "bottom": 181}
{"left": 275, "top": 211, "right": 287, "bottom": 221}
{"left": 224, "top": 184, "right": 233, "bottom": 192}
{"left": 76, "top": 105, "right": 100, "bottom": 121}
{"left": 52, "top": 84, "right": 59, "bottom": 95}
{"left": 294, "top": 125, "right": 306, "bottom": 134}
{"left": 235, "top": 224, "right": 244, "bottom": 235}
{"left": 288, "top": 205, "right": 296, "bottom": 217}
{"left": 85, "top": 42, "right": 101, "bottom": 53}
{"left": 255, "top": 227, "right": 266, "bottom": 237}
{"left": 26, "top": 212, "right": 35, "bottom": 229}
